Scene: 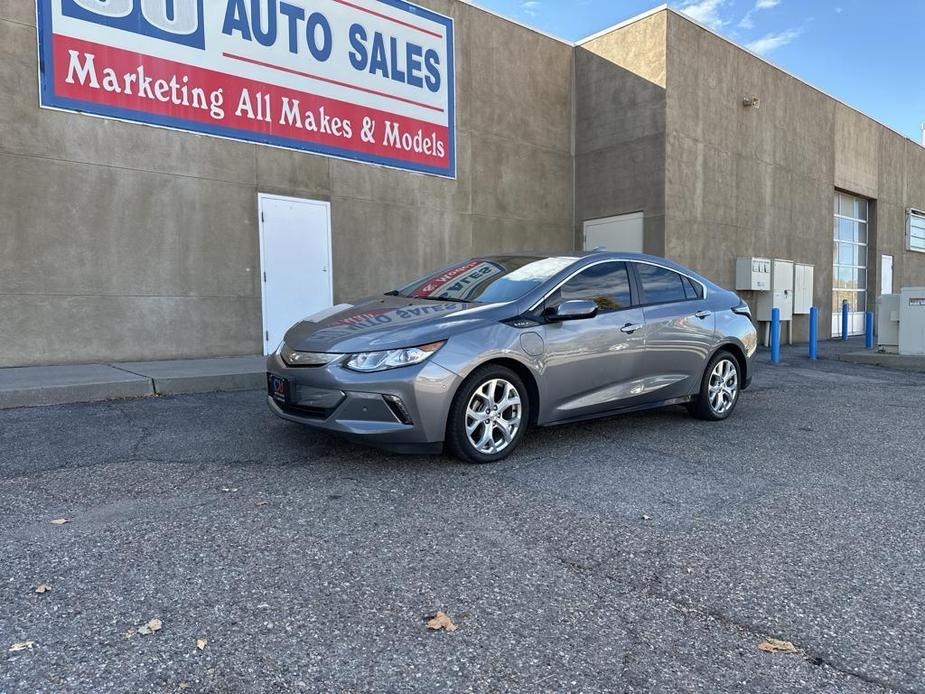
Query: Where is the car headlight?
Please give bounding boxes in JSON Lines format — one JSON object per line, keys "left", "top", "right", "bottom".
{"left": 344, "top": 341, "right": 445, "bottom": 372}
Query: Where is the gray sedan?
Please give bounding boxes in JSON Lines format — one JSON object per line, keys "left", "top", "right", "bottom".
{"left": 266, "top": 252, "right": 757, "bottom": 463}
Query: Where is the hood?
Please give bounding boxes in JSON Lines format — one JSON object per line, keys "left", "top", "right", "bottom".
{"left": 283, "top": 295, "right": 518, "bottom": 353}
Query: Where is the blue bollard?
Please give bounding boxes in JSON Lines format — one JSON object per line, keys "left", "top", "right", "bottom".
{"left": 865, "top": 311, "right": 874, "bottom": 349}
{"left": 771, "top": 307, "right": 781, "bottom": 364}
{"left": 841, "top": 300, "right": 849, "bottom": 341}
{"left": 809, "top": 306, "right": 818, "bottom": 360}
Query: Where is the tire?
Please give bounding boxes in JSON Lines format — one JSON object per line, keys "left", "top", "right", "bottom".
{"left": 445, "top": 365, "right": 530, "bottom": 464}
{"left": 689, "top": 350, "right": 741, "bottom": 421}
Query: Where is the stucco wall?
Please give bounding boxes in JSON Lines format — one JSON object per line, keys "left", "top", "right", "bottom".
{"left": 0, "top": 1, "right": 575, "bottom": 366}
{"left": 574, "top": 12, "right": 667, "bottom": 255}
{"left": 663, "top": 10, "right": 925, "bottom": 338}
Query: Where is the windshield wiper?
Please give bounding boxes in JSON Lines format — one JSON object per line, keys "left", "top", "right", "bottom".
{"left": 417, "top": 296, "right": 473, "bottom": 304}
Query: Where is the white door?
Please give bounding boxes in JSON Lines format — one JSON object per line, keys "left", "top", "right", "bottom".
{"left": 583, "top": 212, "right": 644, "bottom": 252}
{"left": 881, "top": 254, "right": 894, "bottom": 295}
{"left": 258, "top": 194, "right": 333, "bottom": 355}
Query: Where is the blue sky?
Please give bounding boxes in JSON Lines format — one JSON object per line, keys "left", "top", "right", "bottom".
{"left": 475, "top": 0, "right": 925, "bottom": 143}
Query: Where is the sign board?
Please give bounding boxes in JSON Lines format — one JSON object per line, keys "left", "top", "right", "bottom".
{"left": 36, "top": 0, "right": 456, "bottom": 178}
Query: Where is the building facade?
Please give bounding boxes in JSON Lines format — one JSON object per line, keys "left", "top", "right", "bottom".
{"left": 1, "top": 2, "right": 924, "bottom": 367}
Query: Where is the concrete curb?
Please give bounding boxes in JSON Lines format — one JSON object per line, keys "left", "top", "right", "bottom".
{"left": 116, "top": 356, "right": 267, "bottom": 396}
{"left": 0, "top": 356, "right": 266, "bottom": 410}
{"left": 837, "top": 350, "right": 925, "bottom": 372}
{"left": 0, "top": 364, "right": 154, "bottom": 409}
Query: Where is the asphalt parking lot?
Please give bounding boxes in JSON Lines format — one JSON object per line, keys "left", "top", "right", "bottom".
{"left": 1, "top": 347, "right": 924, "bottom": 693}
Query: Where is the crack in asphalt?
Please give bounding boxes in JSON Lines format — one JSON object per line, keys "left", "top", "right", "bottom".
{"left": 544, "top": 532, "right": 910, "bottom": 694}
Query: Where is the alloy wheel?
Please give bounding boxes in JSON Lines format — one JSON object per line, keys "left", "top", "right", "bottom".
{"left": 708, "top": 358, "right": 739, "bottom": 415}
{"left": 465, "top": 378, "right": 522, "bottom": 455}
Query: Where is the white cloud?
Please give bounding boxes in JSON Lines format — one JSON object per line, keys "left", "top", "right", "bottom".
{"left": 678, "top": 0, "right": 728, "bottom": 30}
{"left": 520, "top": 0, "right": 541, "bottom": 17}
{"left": 745, "top": 27, "right": 803, "bottom": 54}
{"left": 738, "top": 0, "right": 781, "bottom": 30}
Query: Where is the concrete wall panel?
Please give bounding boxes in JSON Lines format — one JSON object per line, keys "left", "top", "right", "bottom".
{"left": 834, "top": 105, "right": 880, "bottom": 200}
{"left": 575, "top": 134, "right": 666, "bottom": 220}
{"left": 0, "top": 295, "right": 262, "bottom": 366}
{"left": 574, "top": 14, "right": 667, "bottom": 255}
{"left": 329, "top": 199, "right": 474, "bottom": 301}
{"left": 0, "top": 1, "right": 35, "bottom": 26}
{"left": 470, "top": 135, "right": 572, "bottom": 225}
{"left": 255, "top": 148, "right": 331, "bottom": 201}
{"left": 470, "top": 215, "right": 572, "bottom": 256}
{"left": 462, "top": 5, "right": 573, "bottom": 154}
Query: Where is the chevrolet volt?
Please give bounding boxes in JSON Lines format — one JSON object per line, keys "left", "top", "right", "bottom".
{"left": 266, "top": 252, "right": 757, "bottom": 463}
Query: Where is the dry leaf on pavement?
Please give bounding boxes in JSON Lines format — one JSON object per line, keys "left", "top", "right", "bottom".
{"left": 35, "top": 584, "right": 51, "bottom": 594}
{"left": 9, "top": 641, "right": 36, "bottom": 652}
{"left": 196, "top": 638, "right": 208, "bottom": 651}
{"left": 426, "top": 611, "right": 458, "bottom": 632}
{"left": 137, "top": 618, "right": 162, "bottom": 636}
{"left": 49, "top": 518, "right": 69, "bottom": 525}
{"left": 758, "top": 638, "right": 798, "bottom": 654}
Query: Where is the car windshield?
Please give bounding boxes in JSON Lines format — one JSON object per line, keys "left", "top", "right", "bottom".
{"left": 394, "top": 256, "right": 577, "bottom": 303}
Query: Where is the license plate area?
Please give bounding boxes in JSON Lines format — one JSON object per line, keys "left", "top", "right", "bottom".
{"left": 267, "top": 373, "right": 290, "bottom": 404}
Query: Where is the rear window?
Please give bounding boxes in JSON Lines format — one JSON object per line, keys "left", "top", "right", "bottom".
{"left": 683, "top": 276, "right": 704, "bottom": 299}
{"left": 636, "top": 264, "right": 689, "bottom": 304}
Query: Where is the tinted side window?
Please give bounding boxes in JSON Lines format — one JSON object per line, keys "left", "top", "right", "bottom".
{"left": 548, "top": 262, "right": 633, "bottom": 312}
{"left": 683, "top": 276, "right": 704, "bottom": 300}
{"left": 636, "top": 264, "right": 688, "bottom": 304}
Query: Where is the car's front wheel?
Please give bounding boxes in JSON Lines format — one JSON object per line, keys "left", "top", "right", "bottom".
{"left": 689, "top": 350, "right": 741, "bottom": 421}
{"left": 445, "top": 365, "right": 529, "bottom": 464}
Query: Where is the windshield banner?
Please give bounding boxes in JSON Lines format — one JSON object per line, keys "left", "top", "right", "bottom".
{"left": 36, "top": 0, "right": 456, "bottom": 178}
{"left": 409, "top": 260, "right": 504, "bottom": 299}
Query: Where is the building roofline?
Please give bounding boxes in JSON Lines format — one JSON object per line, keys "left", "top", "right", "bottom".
{"left": 665, "top": 6, "right": 923, "bottom": 148}
{"left": 575, "top": 4, "right": 668, "bottom": 46}
{"left": 458, "top": 0, "right": 573, "bottom": 46}
{"left": 458, "top": 1, "right": 920, "bottom": 147}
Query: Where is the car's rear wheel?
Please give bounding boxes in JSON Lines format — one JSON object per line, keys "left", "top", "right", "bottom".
{"left": 445, "top": 365, "right": 529, "bottom": 464}
{"left": 689, "top": 350, "right": 740, "bottom": 421}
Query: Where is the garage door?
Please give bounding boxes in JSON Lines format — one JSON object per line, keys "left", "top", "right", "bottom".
{"left": 583, "top": 212, "right": 644, "bottom": 253}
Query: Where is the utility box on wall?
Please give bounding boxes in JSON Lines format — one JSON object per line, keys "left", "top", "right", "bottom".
{"left": 735, "top": 257, "right": 771, "bottom": 291}
{"left": 793, "top": 263, "right": 814, "bottom": 315}
{"left": 899, "top": 288, "right": 925, "bottom": 355}
{"left": 755, "top": 259, "right": 794, "bottom": 322}
{"left": 877, "top": 294, "right": 900, "bottom": 352}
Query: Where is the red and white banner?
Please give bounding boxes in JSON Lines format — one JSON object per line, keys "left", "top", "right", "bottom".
{"left": 37, "top": 0, "right": 456, "bottom": 177}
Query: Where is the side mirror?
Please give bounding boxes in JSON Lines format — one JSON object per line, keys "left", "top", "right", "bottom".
{"left": 547, "top": 299, "right": 599, "bottom": 322}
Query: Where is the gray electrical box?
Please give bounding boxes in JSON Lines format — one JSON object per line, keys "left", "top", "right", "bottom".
{"left": 899, "top": 287, "right": 925, "bottom": 355}
{"left": 877, "top": 294, "right": 900, "bottom": 353}
{"left": 755, "top": 259, "right": 794, "bottom": 322}
{"left": 793, "top": 263, "right": 814, "bottom": 315}
{"left": 735, "top": 257, "right": 771, "bottom": 291}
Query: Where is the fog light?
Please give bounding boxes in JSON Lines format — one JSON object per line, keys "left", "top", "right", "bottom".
{"left": 383, "top": 394, "right": 413, "bottom": 425}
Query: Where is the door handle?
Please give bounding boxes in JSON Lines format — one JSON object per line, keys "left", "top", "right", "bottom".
{"left": 694, "top": 310, "right": 712, "bottom": 319}
{"left": 621, "top": 323, "right": 642, "bottom": 334}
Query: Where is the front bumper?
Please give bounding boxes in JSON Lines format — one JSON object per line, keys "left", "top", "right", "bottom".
{"left": 265, "top": 352, "right": 461, "bottom": 448}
